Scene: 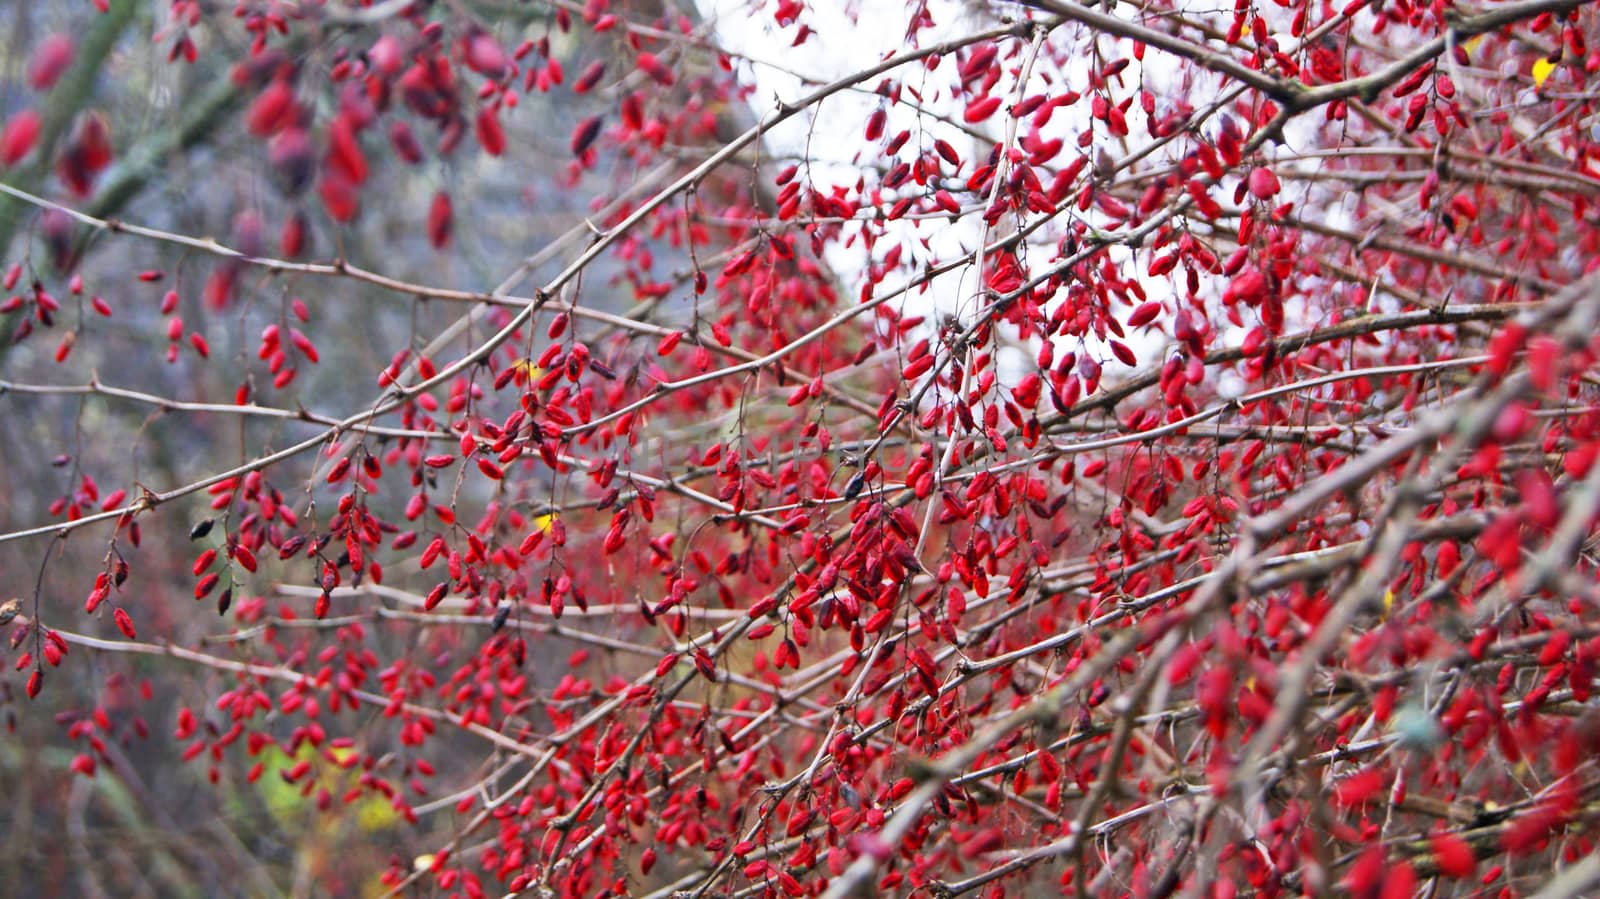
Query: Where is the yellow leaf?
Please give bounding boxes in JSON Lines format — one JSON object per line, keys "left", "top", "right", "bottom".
{"left": 1532, "top": 57, "right": 1557, "bottom": 87}
{"left": 1382, "top": 588, "right": 1395, "bottom": 618}
{"left": 355, "top": 795, "right": 399, "bottom": 831}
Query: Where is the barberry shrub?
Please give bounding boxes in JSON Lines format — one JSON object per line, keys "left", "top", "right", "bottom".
{"left": 3, "top": 0, "right": 1600, "bottom": 896}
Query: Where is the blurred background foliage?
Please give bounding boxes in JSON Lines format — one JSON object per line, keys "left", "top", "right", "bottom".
{"left": 0, "top": 1, "right": 772, "bottom": 895}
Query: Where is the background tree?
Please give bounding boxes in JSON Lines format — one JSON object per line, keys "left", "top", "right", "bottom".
{"left": 3, "top": 0, "right": 1600, "bottom": 896}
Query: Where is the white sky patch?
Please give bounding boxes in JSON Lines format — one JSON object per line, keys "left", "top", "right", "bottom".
{"left": 696, "top": 1, "right": 1325, "bottom": 400}
{"left": 698, "top": 0, "right": 1008, "bottom": 324}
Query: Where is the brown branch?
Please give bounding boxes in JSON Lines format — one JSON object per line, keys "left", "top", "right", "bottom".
{"left": 1291, "top": 0, "right": 1589, "bottom": 108}
{"left": 1021, "top": 0, "right": 1299, "bottom": 101}
{"left": 22, "top": 618, "right": 551, "bottom": 759}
